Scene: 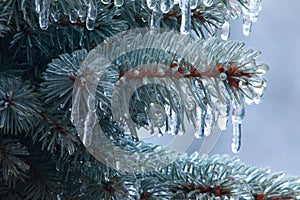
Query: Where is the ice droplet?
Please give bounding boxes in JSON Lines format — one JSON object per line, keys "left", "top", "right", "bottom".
{"left": 147, "top": 0, "right": 158, "bottom": 10}
{"left": 68, "top": 145, "right": 75, "bottom": 155}
{"left": 69, "top": 10, "right": 78, "bottom": 23}
{"left": 51, "top": 10, "right": 60, "bottom": 22}
{"left": 38, "top": 0, "right": 51, "bottom": 30}
{"left": 190, "top": 0, "right": 198, "bottom": 9}
{"left": 160, "top": 0, "right": 174, "bottom": 13}
{"left": 221, "top": 20, "right": 230, "bottom": 41}
{"left": 219, "top": 72, "right": 227, "bottom": 80}
{"left": 101, "top": 0, "right": 111, "bottom": 4}
{"left": 86, "top": 18, "right": 96, "bottom": 30}
{"left": 114, "top": 0, "right": 124, "bottom": 7}
{"left": 180, "top": 0, "right": 191, "bottom": 34}
{"left": 203, "top": 0, "right": 213, "bottom": 7}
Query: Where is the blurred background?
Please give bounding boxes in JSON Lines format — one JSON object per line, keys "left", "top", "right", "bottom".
{"left": 211, "top": 0, "right": 300, "bottom": 176}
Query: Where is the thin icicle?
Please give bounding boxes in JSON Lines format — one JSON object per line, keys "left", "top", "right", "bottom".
{"left": 204, "top": 106, "right": 214, "bottom": 136}
{"left": 38, "top": 0, "right": 51, "bottom": 30}
{"left": 35, "top": 0, "right": 42, "bottom": 13}
{"left": 242, "top": 15, "right": 252, "bottom": 36}
{"left": 86, "top": 0, "right": 98, "bottom": 30}
{"left": 87, "top": 0, "right": 97, "bottom": 20}
{"left": 180, "top": 0, "right": 191, "bottom": 34}
{"left": 221, "top": 20, "right": 230, "bottom": 41}
{"left": 231, "top": 98, "right": 245, "bottom": 153}
{"left": 83, "top": 111, "right": 97, "bottom": 147}
{"left": 150, "top": 11, "right": 162, "bottom": 30}
{"left": 195, "top": 107, "right": 205, "bottom": 138}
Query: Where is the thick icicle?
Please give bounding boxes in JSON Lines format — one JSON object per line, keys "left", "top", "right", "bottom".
{"left": 38, "top": 0, "right": 51, "bottom": 30}
{"left": 180, "top": 0, "right": 191, "bottom": 34}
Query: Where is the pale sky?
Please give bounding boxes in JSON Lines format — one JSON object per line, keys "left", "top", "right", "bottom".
{"left": 211, "top": 0, "right": 300, "bottom": 176}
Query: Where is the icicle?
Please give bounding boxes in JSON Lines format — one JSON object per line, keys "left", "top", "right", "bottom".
{"left": 86, "top": 0, "right": 97, "bottom": 30}
{"left": 195, "top": 107, "right": 205, "bottom": 138}
{"left": 148, "top": 103, "right": 166, "bottom": 128}
{"left": 83, "top": 111, "right": 97, "bottom": 147}
{"left": 150, "top": 11, "right": 162, "bottom": 30}
{"left": 228, "top": 0, "right": 241, "bottom": 20}
{"left": 51, "top": 9, "right": 61, "bottom": 22}
{"left": 204, "top": 106, "right": 214, "bottom": 136}
{"left": 160, "top": 0, "right": 174, "bottom": 13}
{"left": 86, "top": 0, "right": 98, "bottom": 31}
{"left": 77, "top": 8, "right": 86, "bottom": 22}
{"left": 35, "top": 0, "right": 42, "bottom": 13}
{"left": 221, "top": 20, "right": 230, "bottom": 41}
{"left": 249, "top": 0, "right": 262, "bottom": 22}
{"left": 87, "top": 0, "right": 97, "bottom": 20}
{"left": 231, "top": 99, "right": 245, "bottom": 153}
{"left": 180, "top": 0, "right": 191, "bottom": 34}
{"left": 242, "top": 15, "right": 252, "bottom": 36}
{"left": 114, "top": 0, "right": 124, "bottom": 7}
{"left": 68, "top": 145, "right": 75, "bottom": 155}
{"left": 147, "top": 0, "right": 158, "bottom": 10}
{"left": 232, "top": 121, "right": 241, "bottom": 153}
{"left": 165, "top": 105, "right": 180, "bottom": 135}
{"left": 38, "top": 0, "right": 51, "bottom": 30}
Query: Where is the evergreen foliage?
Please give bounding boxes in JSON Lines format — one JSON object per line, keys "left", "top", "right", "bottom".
{"left": 0, "top": 0, "right": 299, "bottom": 199}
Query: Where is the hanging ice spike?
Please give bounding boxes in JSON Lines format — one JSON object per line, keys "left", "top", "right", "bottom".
{"left": 86, "top": 0, "right": 98, "bottom": 30}
{"left": 180, "top": 0, "right": 191, "bottom": 34}
{"left": 38, "top": 0, "right": 51, "bottom": 30}
{"left": 231, "top": 96, "right": 245, "bottom": 153}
